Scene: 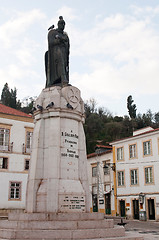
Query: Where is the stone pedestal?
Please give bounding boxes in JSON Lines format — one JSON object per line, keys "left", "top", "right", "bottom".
{"left": 0, "top": 86, "right": 143, "bottom": 240}
{"left": 26, "top": 85, "right": 90, "bottom": 213}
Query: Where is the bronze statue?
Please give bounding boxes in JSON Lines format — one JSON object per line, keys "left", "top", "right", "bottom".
{"left": 45, "top": 16, "right": 70, "bottom": 87}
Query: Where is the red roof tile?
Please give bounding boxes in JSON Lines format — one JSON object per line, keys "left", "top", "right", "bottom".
{"left": 87, "top": 150, "right": 112, "bottom": 159}
{"left": 96, "top": 144, "right": 112, "bottom": 149}
{"left": 0, "top": 103, "right": 32, "bottom": 118}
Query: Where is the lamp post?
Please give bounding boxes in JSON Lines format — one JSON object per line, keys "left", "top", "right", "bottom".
{"left": 96, "top": 149, "right": 105, "bottom": 213}
{"left": 103, "top": 162, "right": 116, "bottom": 215}
{"left": 139, "top": 192, "right": 146, "bottom": 221}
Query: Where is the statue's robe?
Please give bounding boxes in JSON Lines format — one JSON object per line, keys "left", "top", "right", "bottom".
{"left": 45, "top": 29, "right": 69, "bottom": 87}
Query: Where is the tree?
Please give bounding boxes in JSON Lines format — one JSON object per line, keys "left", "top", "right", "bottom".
{"left": 154, "top": 112, "right": 159, "bottom": 127}
{"left": 1, "top": 83, "right": 21, "bottom": 109}
{"left": 127, "top": 95, "right": 137, "bottom": 119}
{"left": 20, "top": 96, "right": 37, "bottom": 114}
{"left": 1, "top": 83, "right": 11, "bottom": 107}
{"left": 10, "top": 88, "right": 17, "bottom": 109}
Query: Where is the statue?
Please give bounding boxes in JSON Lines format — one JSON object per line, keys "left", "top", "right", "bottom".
{"left": 45, "top": 16, "right": 70, "bottom": 87}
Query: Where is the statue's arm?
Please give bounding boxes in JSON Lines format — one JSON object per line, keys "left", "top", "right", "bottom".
{"left": 48, "top": 30, "right": 61, "bottom": 46}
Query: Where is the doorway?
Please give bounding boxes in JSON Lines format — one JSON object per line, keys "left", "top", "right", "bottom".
{"left": 148, "top": 199, "right": 155, "bottom": 220}
{"left": 133, "top": 199, "right": 139, "bottom": 219}
{"left": 105, "top": 193, "right": 111, "bottom": 214}
{"left": 119, "top": 200, "right": 125, "bottom": 217}
{"left": 92, "top": 194, "right": 98, "bottom": 212}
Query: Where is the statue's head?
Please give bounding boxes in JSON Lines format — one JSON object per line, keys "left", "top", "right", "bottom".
{"left": 57, "top": 16, "right": 65, "bottom": 31}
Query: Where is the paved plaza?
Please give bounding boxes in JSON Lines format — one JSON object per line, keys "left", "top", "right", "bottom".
{"left": 114, "top": 218, "right": 159, "bottom": 239}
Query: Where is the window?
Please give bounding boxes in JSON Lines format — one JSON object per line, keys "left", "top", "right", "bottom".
{"left": 143, "top": 140, "right": 151, "bottom": 156}
{"left": 26, "top": 131, "right": 33, "bottom": 153}
{"left": 24, "top": 159, "right": 30, "bottom": 170}
{"left": 129, "top": 144, "right": 136, "bottom": 159}
{"left": 130, "top": 169, "right": 138, "bottom": 185}
{"left": 92, "top": 186, "right": 97, "bottom": 194}
{"left": 145, "top": 167, "right": 153, "bottom": 184}
{"left": 0, "top": 157, "right": 8, "bottom": 169}
{"left": 103, "top": 166, "right": 110, "bottom": 175}
{"left": 117, "top": 147, "right": 123, "bottom": 160}
{"left": 9, "top": 182, "right": 21, "bottom": 200}
{"left": 92, "top": 166, "right": 97, "bottom": 177}
{"left": 118, "top": 171, "right": 124, "bottom": 186}
{"left": 0, "top": 128, "right": 10, "bottom": 151}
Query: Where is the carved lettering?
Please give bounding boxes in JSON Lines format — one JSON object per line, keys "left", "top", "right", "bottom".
{"left": 65, "top": 139, "right": 77, "bottom": 144}
{"left": 60, "top": 195, "right": 85, "bottom": 212}
{"left": 64, "top": 132, "right": 78, "bottom": 139}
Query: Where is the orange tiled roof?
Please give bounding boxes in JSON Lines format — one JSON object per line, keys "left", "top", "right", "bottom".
{"left": 96, "top": 144, "right": 112, "bottom": 149}
{"left": 0, "top": 103, "right": 32, "bottom": 118}
{"left": 87, "top": 149, "right": 112, "bottom": 159}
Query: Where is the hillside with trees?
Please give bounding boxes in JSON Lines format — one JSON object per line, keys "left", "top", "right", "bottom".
{"left": 1, "top": 83, "right": 159, "bottom": 154}
{"left": 84, "top": 98, "right": 159, "bottom": 153}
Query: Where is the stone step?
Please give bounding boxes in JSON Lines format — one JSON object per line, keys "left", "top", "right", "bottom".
{"left": 0, "top": 226, "right": 125, "bottom": 239}
{"left": 0, "top": 219, "right": 114, "bottom": 230}
{"left": 0, "top": 237, "right": 144, "bottom": 240}
{"left": 0, "top": 216, "right": 7, "bottom": 220}
{"left": 80, "top": 237, "right": 144, "bottom": 240}
{"left": 8, "top": 212, "right": 104, "bottom": 221}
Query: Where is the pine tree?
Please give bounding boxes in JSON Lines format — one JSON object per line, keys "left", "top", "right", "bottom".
{"left": 1, "top": 83, "right": 18, "bottom": 109}
{"left": 127, "top": 95, "right": 137, "bottom": 119}
{"left": 1, "top": 83, "right": 11, "bottom": 107}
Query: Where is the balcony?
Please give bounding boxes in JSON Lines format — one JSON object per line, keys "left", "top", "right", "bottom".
{"left": 22, "top": 143, "right": 31, "bottom": 154}
{"left": 0, "top": 142, "right": 13, "bottom": 152}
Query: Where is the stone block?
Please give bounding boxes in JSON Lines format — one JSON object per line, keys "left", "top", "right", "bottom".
{"left": 46, "top": 178, "right": 59, "bottom": 212}
{"left": 77, "top": 219, "right": 114, "bottom": 229}
{"left": 15, "top": 229, "right": 72, "bottom": 239}
{"left": 72, "top": 226, "right": 125, "bottom": 239}
{"left": 0, "top": 220, "right": 18, "bottom": 228}
{"left": 0, "top": 229, "right": 16, "bottom": 239}
{"left": 16, "top": 220, "right": 77, "bottom": 230}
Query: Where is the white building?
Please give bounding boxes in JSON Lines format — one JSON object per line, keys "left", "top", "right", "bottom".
{"left": 87, "top": 145, "right": 116, "bottom": 215}
{"left": 110, "top": 126, "right": 159, "bottom": 220}
{"left": 0, "top": 103, "right": 33, "bottom": 211}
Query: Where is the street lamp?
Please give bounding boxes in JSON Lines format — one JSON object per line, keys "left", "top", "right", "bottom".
{"left": 103, "top": 162, "right": 116, "bottom": 172}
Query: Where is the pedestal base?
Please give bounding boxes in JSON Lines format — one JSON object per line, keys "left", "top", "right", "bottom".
{"left": 0, "top": 212, "right": 143, "bottom": 240}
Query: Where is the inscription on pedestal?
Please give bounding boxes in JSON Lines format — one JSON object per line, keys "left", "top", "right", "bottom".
{"left": 61, "top": 130, "right": 79, "bottom": 159}
{"left": 61, "top": 129, "right": 79, "bottom": 179}
{"left": 59, "top": 195, "right": 86, "bottom": 212}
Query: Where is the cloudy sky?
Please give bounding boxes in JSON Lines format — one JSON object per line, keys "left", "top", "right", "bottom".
{"left": 0, "top": 0, "right": 159, "bottom": 116}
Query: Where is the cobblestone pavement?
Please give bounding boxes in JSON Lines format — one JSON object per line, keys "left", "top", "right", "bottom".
{"left": 114, "top": 218, "right": 159, "bottom": 239}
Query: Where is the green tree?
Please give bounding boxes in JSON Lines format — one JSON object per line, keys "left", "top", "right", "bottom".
{"left": 1, "top": 83, "right": 20, "bottom": 109}
{"left": 10, "top": 88, "right": 17, "bottom": 109}
{"left": 154, "top": 112, "right": 159, "bottom": 128}
{"left": 1, "top": 83, "right": 11, "bottom": 107}
{"left": 127, "top": 95, "right": 137, "bottom": 119}
{"left": 83, "top": 98, "right": 156, "bottom": 154}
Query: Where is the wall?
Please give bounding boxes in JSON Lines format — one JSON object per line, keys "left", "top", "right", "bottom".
{"left": 0, "top": 115, "right": 33, "bottom": 210}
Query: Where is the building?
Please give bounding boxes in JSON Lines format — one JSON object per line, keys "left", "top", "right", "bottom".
{"left": 0, "top": 103, "right": 34, "bottom": 211}
{"left": 110, "top": 126, "right": 159, "bottom": 220}
{"left": 87, "top": 145, "right": 116, "bottom": 215}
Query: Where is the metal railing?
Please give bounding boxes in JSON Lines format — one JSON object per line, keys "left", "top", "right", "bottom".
{"left": 0, "top": 142, "right": 13, "bottom": 152}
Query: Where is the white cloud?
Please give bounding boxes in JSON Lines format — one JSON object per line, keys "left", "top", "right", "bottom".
{"left": 56, "top": 6, "right": 78, "bottom": 22}
{"left": 70, "top": 5, "right": 159, "bottom": 103}
{"left": 1, "top": 3, "right": 159, "bottom": 115}
{"left": 0, "top": 9, "right": 45, "bottom": 48}
{"left": 131, "top": 5, "right": 159, "bottom": 17}
{"left": 0, "top": 8, "right": 46, "bottom": 100}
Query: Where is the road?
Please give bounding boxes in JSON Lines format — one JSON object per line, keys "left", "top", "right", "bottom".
{"left": 114, "top": 218, "right": 159, "bottom": 239}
